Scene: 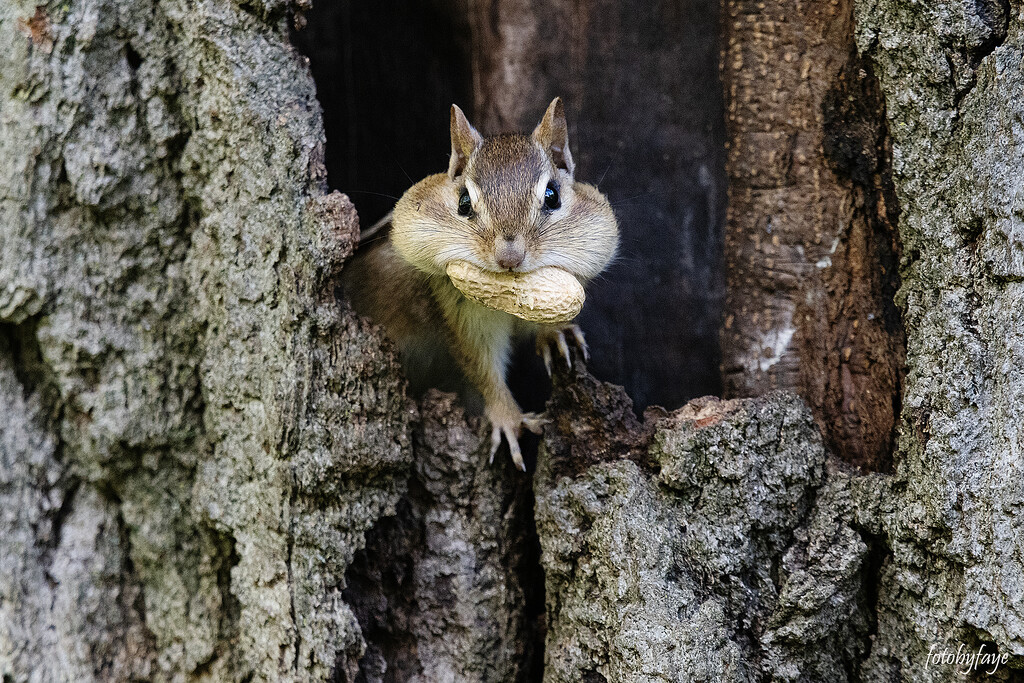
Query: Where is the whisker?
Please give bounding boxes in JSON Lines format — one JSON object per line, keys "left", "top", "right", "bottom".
{"left": 397, "top": 162, "right": 414, "bottom": 186}
{"left": 379, "top": 139, "right": 416, "bottom": 186}
{"left": 347, "top": 190, "right": 401, "bottom": 201}
{"left": 356, "top": 232, "right": 390, "bottom": 248}
{"left": 610, "top": 189, "right": 671, "bottom": 206}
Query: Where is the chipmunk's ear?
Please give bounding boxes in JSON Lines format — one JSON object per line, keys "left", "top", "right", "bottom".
{"left": 532, "top": 97, "right": 574, "bottom": 175}
{"left": 449, "top": 104, "right": 483, "bottom": 179}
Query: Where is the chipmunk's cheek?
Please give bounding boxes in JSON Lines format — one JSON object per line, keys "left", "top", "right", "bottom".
{"left": 438, "top": 248, "right": 489, "bottom": 275}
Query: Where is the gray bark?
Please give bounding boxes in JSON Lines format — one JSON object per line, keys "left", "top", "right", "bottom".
{"left": 535, "top": 366, "right": 883, "bottom": 682}
{"left": 343, "top": 391, "right": 541, "bottom": 683}
{"left": 3, "top": 0, "right": 1024, "bottom": 681}
{"left": 854, "top": 0, "right": 1024, "bottom": 679}
{"left": 0, "top": 0, "right": 410, "bottom": 679}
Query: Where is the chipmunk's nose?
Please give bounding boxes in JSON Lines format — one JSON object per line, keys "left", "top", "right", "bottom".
{"left": 495, "top": 235, "right": 526, "bottom": 270}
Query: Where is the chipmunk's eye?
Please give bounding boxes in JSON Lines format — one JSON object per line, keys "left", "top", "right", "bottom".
{"left": 544, "top": 182, "right": 561, "bottom": 210}
{"left": 458, "top": 188, "right": 472, "bottom": 216}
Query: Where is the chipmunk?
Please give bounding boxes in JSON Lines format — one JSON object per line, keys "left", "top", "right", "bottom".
{"left": 342, "top": 98, "right": 618, "bottom": 471}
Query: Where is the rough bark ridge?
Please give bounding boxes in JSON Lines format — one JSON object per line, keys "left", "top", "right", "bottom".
{"left": 720, "top": 0, "right": 905, "bottom": 471}
{"left": 855, "top": 0, "right": 1024, "bottom": 678}
{"left": 535, "top": 366, "right": 886, "bottom": 682}
{"left": 0, "top": 0, "right": 410, "bottom": 679}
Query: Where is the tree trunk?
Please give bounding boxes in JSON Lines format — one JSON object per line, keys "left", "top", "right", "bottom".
{"left": 2, "top": 0, "right": 1024, "bottom": 681}
{"left": 0, "top": 1, "right": 409, "bottom": 679}
{"left": 855, "top": 0, "right": 1024, "bottom": 677}
{"left": 719, "top": 0, "right": 905, "bottom": 472}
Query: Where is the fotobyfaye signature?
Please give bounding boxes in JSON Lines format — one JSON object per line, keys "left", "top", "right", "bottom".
{"left": 926, "top": 643, "right": 1010, "bottom": 675}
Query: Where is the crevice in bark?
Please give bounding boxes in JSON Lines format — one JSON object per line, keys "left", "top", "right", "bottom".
{"left": 856, "top": 530, "right": 890, "bottom": 660}
{"left": 518, "top": 488, "right": 547, "bottom": 683}
{"left": 341, "top": 492, "right": 423, "bottom": 683}
{"left": 950, "top": 0, "right": 1010, "bottom": 113}
{"left": 124, "top": 43, "right": 143, "bottom": 71}
{"left": 340, "top": 397, "right": 547, "bottom": 682}
{"left": 287, "top": 450, "right": 302, "bottom": 676}
{"left": 104, "top": 500, "right": 160, "bottom": 676}
{"left": 189, "top": 530, "right": 241, "bottom": 678}
{"left": 0, "top": 318, "right": 78, "bottom": 581}
{"left": 0, "top": 318, "right": 61, "bottom": 420}
{"left": 41, "top": 480, "right": 82, "bottom": 589}
{"left": 818, "top": 51, "right": 905, "bottom": 473}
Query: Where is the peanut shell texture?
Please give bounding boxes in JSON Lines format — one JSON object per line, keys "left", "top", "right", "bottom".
{"left": 445, "top": 261, "right": 585, "bottom": 323}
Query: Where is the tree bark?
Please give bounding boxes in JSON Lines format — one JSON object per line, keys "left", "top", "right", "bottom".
{"left": 3, "top": 0, "right": 1024, "bottom": 681}
{"left": 854, "top": 0, "right": 1024, "bottom": 678}
{"left": 0, "top": 1, "right": 410, "bottom": 679}
{"left": 533, "top": 364, "right": 883, "bottom": 682}
{"left": 343, "top": 392, "right": 542, "bottom": 683}
{"left": 720, "top": 0, "right": 905, "bottom": 471}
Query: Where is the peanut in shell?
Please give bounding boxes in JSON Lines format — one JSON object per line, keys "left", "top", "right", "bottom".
{"left": 446, "top": 261, "right": 585, "bottom": 323}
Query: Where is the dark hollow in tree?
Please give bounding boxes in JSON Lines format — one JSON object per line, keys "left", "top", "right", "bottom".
{"left": 291, "top": 0, "right": 727, "bottom": 411}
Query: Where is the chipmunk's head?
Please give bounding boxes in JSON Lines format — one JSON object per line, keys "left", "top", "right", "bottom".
{"left": 391, "top": 98, "right": 618, "bottom": 282}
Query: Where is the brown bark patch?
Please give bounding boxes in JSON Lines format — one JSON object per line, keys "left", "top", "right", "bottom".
{"left": 543, "top": 360, "right": 658, "bottom": 480}
{"left": 720, "top": 0, "right": 904, "bottom": 471}
{"left": 17, "top": 7, "right": 53, "bottom": 54}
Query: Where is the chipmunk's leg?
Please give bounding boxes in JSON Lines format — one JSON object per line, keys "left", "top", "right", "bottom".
{"left": 439, "top": 294, "right": 541, "bottom": 471}
{"left": 536, "top": 323, "right": 590, "bottom": 375}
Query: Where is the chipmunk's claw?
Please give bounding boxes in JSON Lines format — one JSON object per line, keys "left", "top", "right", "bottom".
{"left": 488, "top": 412, "right": 549, "bottom": 471}
{"left": 556, "top": 332, "right": 572, "bottom": 369}
{"left": 570, "top": 326, "right": 590, "bottom": 362}
{"left": 537, "top": 324, "right": 589, "bottom": 373}
{"left": 489, "top": 425, "right": 502, "bottom": 464}
{"left": 540, "top": 343, "right": 554, "bottom": 377}
{"left": 489, "top": 421, "right": 526, "bottom": 471}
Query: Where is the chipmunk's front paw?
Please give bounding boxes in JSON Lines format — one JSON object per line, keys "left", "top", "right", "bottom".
{"left": 487, "top": 406, "right": 550, "bottom": 472}
{"left": 536, "top": 324, "right": 590, "bottom": 375}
